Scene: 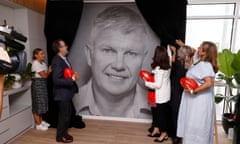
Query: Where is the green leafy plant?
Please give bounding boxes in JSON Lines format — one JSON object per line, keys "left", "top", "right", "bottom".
{"left": 4, "top": 63, "right": 35, "bottom": 89}
{"left": 4, "top": 74, "right": 15, "bottom": 89}
{"left": 215, "top": 49, "right": 240, "bottom": 112}
{"left": 216, "top": 49, "right": 240, "bottom": 143}
{"left": 20, "top": 62, "right": 35, "bottom": 81}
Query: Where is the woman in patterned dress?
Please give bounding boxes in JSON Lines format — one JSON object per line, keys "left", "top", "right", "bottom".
{"left": 31, "top": 48, "right": 51, "bottom": 131}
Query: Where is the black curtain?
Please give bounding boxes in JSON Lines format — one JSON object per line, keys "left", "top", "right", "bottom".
{"left": 44, "top": 0, "right": 84, "bottom": 63}
{"left": 135, "top": 0, "right": 188, "bottom": 138}
{"left": 135, "top": 0, "right": 188, "bottom": 47}
{"left": 44, "top": 0, "right": 84, "bottom": 128}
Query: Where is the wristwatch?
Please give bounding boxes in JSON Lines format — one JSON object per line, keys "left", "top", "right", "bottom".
{"left": 72, "top": 76, "right": 76, "bottom": 81}
{"left": 190, "top": 89, "right": 198, "bottom": 95}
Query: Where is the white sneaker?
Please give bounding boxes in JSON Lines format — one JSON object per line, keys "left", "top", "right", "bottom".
{"left": 36, "top": 124, "right": 48, "bottom": 131}
{"left": 41, "top": 121, "right": 50, "bottom": 127}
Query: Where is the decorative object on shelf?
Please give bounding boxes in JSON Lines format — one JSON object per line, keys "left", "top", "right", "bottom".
{"left": 4, "top": 63, "right": 34, "bottom": 89}
{"left": 4, "top": 74, "right": 15, "bottom": 89}
{"left": 215, "top": 49, "right": 240, "bottom": 143}
{"left": 4, "top": 73, "right": 22, "bottom": 89}
{"left": 11, "top": 73, "right": 22, "bottom": 89}
{"left": 20, "top": 62, "right": 34, "bottom": 83}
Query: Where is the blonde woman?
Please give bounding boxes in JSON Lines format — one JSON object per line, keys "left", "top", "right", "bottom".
{"left": 177, "top": 41, "right": 218, "bottom": 144}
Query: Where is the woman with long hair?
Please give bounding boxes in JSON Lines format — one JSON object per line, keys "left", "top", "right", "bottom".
{"left": 145, "top": 45, "right": 176, "bottom": 143}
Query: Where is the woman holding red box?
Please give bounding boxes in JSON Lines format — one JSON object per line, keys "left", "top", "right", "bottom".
{"left": 177, "top": 41, "right": 218, "bottom": 144}
{"left": 144, "top": 45, "right": 176, "bottom": 143}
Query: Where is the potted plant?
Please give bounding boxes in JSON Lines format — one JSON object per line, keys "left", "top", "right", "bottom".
{"left": 215, "top": 49, "right": 240, "bottom": 143}
{"left": 20, "top": 62, "right": 35, "bottom": 86}
{"left": 4, "top": 63, "right": 34, "bottom": 89}
{"left": 4, "top": 74, "right": 16, "bottom": 89}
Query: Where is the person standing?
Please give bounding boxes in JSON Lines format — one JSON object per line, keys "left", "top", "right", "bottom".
{"left": 145, "top": 45, "right": 175, "bottom": 142}
{"left": 51, "top": 39, "right": 79, "bottom": 143}
{"left": 31, "top": 48, "right": 51, "bottom": 131}
{"left": 169, "top": 43, "right": 193, "bottom": 144}
{"left": 177, "top": 41, "right": 218, "bottom": 144}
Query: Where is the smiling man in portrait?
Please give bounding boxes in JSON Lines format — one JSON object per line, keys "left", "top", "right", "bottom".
{"left": 72, "top": 6, "right": 158, "bottom": 118}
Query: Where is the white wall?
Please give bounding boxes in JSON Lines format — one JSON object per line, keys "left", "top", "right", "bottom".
{"left": 0, "top": 4, "right": 46, "bottom": 64}
{"left": 0, "top": 5, "right": 15, "bottom": 26}
{"left": 27, "top": 9, "right": 47, "bottom": 63}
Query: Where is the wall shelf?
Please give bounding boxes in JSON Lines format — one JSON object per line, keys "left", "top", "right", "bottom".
{"left": 4, "top": 84, "right": 30, "bottom": 96}
{"left": 0, "top": 83, "right": 33, "bottom": 144}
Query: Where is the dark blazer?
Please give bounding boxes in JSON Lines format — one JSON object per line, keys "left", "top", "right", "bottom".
{"left": 51, "top": 55, "right": 78, "bottom": 101}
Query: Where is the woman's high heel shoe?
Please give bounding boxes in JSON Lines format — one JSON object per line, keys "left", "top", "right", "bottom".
{"left": 147, "top": 133, "right": 160, "bottom": 137}
{"left": 154, "top": 136, "right": 168, "bottom": 143}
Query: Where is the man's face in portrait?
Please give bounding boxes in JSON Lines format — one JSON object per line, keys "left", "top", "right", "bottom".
{"left": 87, "top": 28, "right": 146, "bottom": 96}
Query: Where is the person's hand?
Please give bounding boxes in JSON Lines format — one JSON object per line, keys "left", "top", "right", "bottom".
{"left": 48, "top": 66, "right": 52, "bottom": 74}
{"left": 144, "top": 81, "right": 149, "bottom": 87}
{"left": 184, "top": 87, "right": 194, "bottom": 95}
{"left": 184, "top": 86, "right": 197, "bottom": 95}
{"left": 142, "top": 77, "right": 147, "bottom": 82}
{"left": 75, "top": 72, "right": 79, "bottom": 80}
{"left": 168, "top": 45, "right": 176, "bottom": 63}
{"left": 184, "top": 87, "right": 191, "bottom": 91}
{"left": 72, "top": 72, "right": 79, "bottom": 81}
{"left": 140, "top": 70, "right": 153, "bottom": 82}
{"left": 191, "top": 48, "right": 196, "bottom": 53}
{"left": 176, "top": 39, "right": 185, "bottom": 47}
{"left": 184, "top": 55, "right": 193, "bottom": 69}
{"left": 170, "top": 45, "right": 176, "bottom": 55}
{"left": 188, "top": 48, "right": 196, "bottom": 58}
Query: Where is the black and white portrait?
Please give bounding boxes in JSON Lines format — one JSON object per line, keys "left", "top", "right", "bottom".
{"left": 69, "top": 3, "right": 160, "bottom": 119}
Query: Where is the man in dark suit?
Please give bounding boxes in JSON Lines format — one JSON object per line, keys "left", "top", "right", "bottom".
{"left": 51, "top": 39, "right": 79, "bottom": 143}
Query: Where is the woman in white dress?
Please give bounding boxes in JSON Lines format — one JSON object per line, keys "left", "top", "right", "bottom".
{"left": 177, "top": 41, "right": 218, "bottom": 144}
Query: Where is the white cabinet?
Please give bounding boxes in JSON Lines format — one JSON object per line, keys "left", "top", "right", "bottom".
{"left": 0, "top": 83, "right": 33, "bottom": 144}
